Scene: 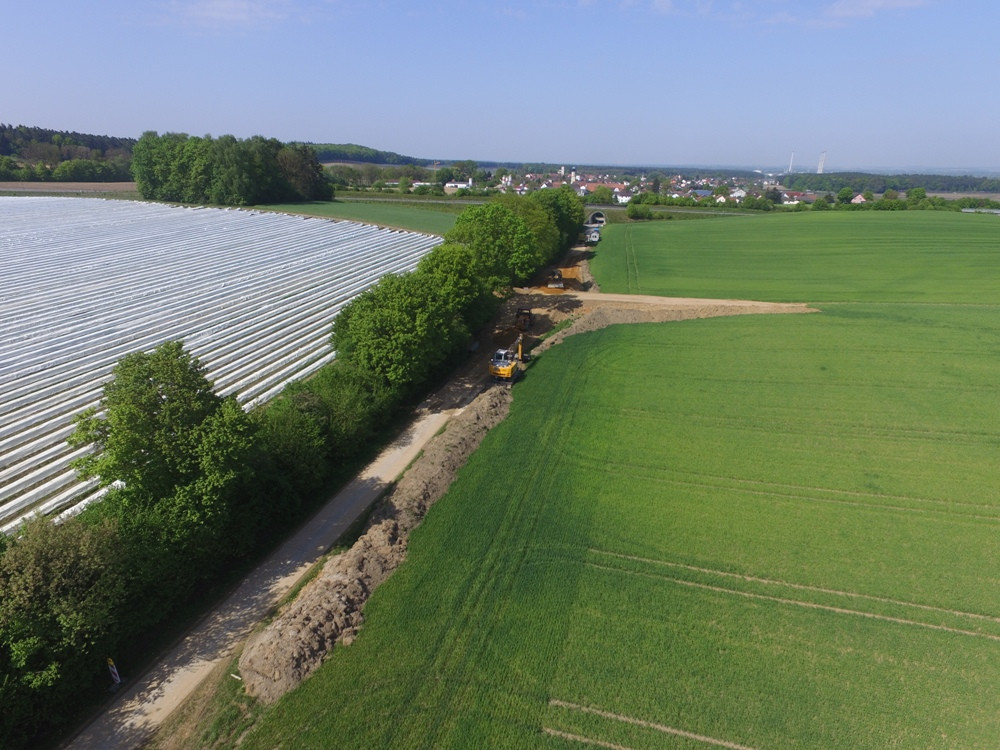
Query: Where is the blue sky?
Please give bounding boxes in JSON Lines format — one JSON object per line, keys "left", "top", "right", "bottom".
{"left": 8, "top": 1, "right": 999, "bottom": 172}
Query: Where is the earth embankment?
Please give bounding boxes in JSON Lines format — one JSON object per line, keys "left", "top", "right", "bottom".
{"left": 238, "top": 386, "right": 513, "bottom": 702}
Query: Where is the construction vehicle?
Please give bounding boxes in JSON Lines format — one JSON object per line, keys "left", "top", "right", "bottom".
{"left": 489, "top": 334, "right": 526, "bottom": 382}
{"left": 515, "top": 307, "right": 533, "bottom": 332}
{"left": 547, "top": 269, "right": 564, "bottom": 289}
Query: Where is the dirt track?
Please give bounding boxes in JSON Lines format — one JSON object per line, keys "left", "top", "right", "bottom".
{"left": 67, "top": 253, "right": 816, "bottom": 748}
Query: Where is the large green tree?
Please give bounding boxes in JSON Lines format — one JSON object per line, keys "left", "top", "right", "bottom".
{"left": 0, "top": 516, "right": 125, "bottom": 746}
{"left": 277, "top": 143, "right": 333, "bottom": 200}
{"left": 491, "top": 194, "right": 559, "bottom": 268}
{"left": 451, "top": 160, "right": 477, "bottom": 180}
{"left": 70, "top": 341, "right": 223, "bottom": 506}
{"left": 529, "top": 185, "right": 585, "bottom": 254}
{"left": 587, "top": 185, "right": 614, "bottom": 205}
{"left": 131, "top": 131, "right": 187, "bottom": 201}
{"left": 445, "top": 202, "right": 535, "bottom": 291}
{"left": 331, "top": 273, "right": 453, "bottom": 389}
{"left": 415, "top": 242, "right": 495, "bottom": 331}
{"left": 70, "top": 340, "right": 258, "bottom": 612}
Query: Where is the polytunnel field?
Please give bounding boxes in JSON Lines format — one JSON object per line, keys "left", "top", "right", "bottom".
{"left": 0, "top": 196, "right": 442, "bottom": 532}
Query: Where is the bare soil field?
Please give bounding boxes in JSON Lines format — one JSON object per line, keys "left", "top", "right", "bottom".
{"left": 0, "top": 181, "right": 137, "bottom": 194}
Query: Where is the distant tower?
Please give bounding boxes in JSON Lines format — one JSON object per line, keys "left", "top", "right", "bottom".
{"left": 817, "top": 151, "right": 827, "bottom": 174}
{"left": 787, "top": 151, "right": 795, "bottom": 174}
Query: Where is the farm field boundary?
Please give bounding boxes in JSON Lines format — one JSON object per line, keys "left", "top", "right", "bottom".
{"left": 0, "top": 181, "right": 138, "bottom": 196}
{"left": 139, "top": 288, "right": 811, "bottom": 748}
{"left": 223, "top": 310, "right": 1000, "bottom": 748}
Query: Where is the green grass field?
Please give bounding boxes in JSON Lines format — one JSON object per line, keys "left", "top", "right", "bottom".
{"left": 259, "top": 198, "right": 461, "bottom": 235}
{"left": 591, "top": 211, "right": 1000, "bottom": 303}
{"left": 233, "top": 211, "right": 1000, "bottom": 749}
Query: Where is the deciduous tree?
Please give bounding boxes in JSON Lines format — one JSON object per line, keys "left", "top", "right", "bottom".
{"left": 491, "top": 194, "right": 558, "bottom": 267}
{"left": 0, "top": 516, "right": 125, "bottom": 746}
{"left": 416, "top": 242, "right": 494, "bottom": 331}
{"left": 69, "top": 341, "right": 222, "bottom": 507}
{"left": 331, "top": 273, "right": 448, "bottom": 389}
{"left": 530, "top": 186, "right": 585, "bottom": 254}
{"left": 445, "top": 202, "right": 535, "bottom": 291}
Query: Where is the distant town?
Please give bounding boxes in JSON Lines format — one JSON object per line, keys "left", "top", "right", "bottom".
{"left": 3, "top": 123, "right": 1000, "bottom": 209}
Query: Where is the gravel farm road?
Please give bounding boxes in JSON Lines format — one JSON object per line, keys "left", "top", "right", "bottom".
{"left": 63, "top": 394, "right": 477, "bottom": 750}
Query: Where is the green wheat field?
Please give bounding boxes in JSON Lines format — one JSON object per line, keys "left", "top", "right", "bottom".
{"left": 236, "top": 210, "right": 1000, "bottom": 749}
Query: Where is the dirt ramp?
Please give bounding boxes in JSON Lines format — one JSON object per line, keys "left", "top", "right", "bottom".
{"left": 238, "top": 386, "right": 512, "bottom": 704}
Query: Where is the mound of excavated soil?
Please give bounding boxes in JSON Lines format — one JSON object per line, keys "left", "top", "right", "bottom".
{"left": 238, "top": 386, "right": 512, "bottom": 703}
{"left": 534, "top": 295, "right": 814, "bottom": 353}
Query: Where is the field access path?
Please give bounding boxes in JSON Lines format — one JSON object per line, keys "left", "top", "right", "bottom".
{"left": 63, "top": 374, "right": 484, "bottom": 750}
{"left": 62, "top": 287, "right": 814, "bottom": 749}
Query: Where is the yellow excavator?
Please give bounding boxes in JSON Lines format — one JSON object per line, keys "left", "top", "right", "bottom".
{"left": 489, "top": 334, "right": 525, "bottom": 382}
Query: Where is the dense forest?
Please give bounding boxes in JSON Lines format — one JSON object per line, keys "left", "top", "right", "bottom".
{"left": 0, "top": 124, "right": 135, "bottom": 160}
{"left": 0, "top": 124, "right": 134, "bottom": 181}
{"left": 309, "top": 142, "right": 428, "bottom": 166}
{"left": 0, "top": 186, "right": 585, "bottom": 749}
{"left": 784, "top": 171, "right": 1000, "bottom": 194}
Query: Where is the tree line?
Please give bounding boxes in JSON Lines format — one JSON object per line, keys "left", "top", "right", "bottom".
{"left": 0, "top": 187, "right": 584, "bottom": 748}
{"left": 801, "top": 186, "right": 1000, "bottom": 212}
{"left": 131, "top": 132, "right": 333, "bottom": 206}
{"left": 621, "top": 184, "right": 1000, "bottom": 220}
{"left": 310, "top": 142, "right": 429, "bottom": 166}
{"left": 784, "top": 171, "right": 1000, "bottom": 195}
{"left": 0, "top": 124, "right": 135, "bottom": 182}
{"left": 0, "top": 124, "right": 135, "bottom": 160}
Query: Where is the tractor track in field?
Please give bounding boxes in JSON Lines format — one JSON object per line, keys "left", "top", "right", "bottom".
{"left": 70, "top": 248, "right": 815, "bottom": 749}
{"left": 582, "top": 560, "right": 1000, "bottom": 642}
{"left": 590, "top": 549, "right": 1000, "bottom": 625}
{"left": 548, "top": 699, "right": 760, "bottom": 750}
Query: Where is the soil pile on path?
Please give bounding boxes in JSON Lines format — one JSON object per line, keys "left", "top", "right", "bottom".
{"left": 238, "top": 386, "right": 512, "bottom": 704}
